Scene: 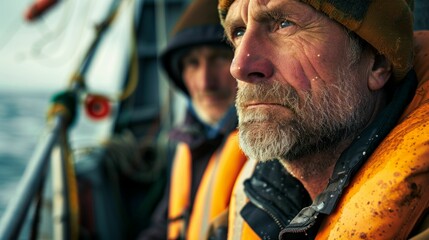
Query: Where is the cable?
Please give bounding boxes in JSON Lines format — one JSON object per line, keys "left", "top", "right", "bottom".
{"left": 30, "top": 0, "right": 92, "bottom": 67}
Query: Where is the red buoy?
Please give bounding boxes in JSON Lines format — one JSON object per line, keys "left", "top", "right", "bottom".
{"left": 84, "top": 94, "right": 111, "bottom": 120}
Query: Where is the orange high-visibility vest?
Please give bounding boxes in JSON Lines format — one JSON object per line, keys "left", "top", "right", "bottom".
{"left": 168, "top": 130, "right": 247, "bottom": 240}
{"left": 228, "top": 31, "right": 429, "bottom": 240}
{"left": 227, "top": 158, "right": 259, "bottom": 240}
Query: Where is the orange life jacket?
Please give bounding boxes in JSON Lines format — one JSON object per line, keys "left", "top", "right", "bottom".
{"left": 227, "top": 30, "right": 429, "bottom": 240}
{"left": 168, "top": 130, "right": 247, "bottom": 240}
{"left": 315, "top": 29, "right": 429, "bottom": 240}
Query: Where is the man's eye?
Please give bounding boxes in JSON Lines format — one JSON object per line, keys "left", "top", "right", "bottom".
{"left": 183, "top": 58, "right": 199, "bottom": 67}
{"left": 232, "top": 27, "right": 245, "bottom": 39}
{"left": 279, "top": 20, "right": 293, "bottom": 29}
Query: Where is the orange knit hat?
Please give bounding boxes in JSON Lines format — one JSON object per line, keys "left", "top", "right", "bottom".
{"left": 218, "top": 0, "right": 414, "bottom": 81}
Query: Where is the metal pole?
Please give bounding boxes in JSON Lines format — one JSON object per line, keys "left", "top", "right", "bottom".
{"left": 0, "top": 115, "right": 65, "bottom": 240}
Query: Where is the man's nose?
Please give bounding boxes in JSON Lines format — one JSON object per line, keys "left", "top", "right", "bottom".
{"left": 198, "top": 60, "right": 217, "bottom": 90}
{"left": 230, "top": 30, "right": 274, "bottom": 83}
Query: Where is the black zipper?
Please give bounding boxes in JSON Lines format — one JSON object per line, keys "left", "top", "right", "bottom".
{"left": 244, "top": 185, "right": 288, "bottom": 230}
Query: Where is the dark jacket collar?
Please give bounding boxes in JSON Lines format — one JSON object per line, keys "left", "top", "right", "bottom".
{"left": 169, "top": 106, "right": 238, "bottom": 149}
{"left": 242, "top": 71, "right": 418, "bottom": 240}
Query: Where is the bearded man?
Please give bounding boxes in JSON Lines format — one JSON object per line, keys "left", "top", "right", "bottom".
{"left": 212, "top": 0, "right": 429, "bottom": 239}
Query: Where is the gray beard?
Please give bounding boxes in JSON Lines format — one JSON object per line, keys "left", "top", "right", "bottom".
{"left": 236, "top": 74, "right": 375, "bottom": 162}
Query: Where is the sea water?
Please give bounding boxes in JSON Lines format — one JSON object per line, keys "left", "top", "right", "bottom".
{"left": 0, "top": 90, "right": 51, "bottom": 218}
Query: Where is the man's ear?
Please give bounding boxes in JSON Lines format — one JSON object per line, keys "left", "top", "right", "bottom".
{"left": 368, "top": 53, "right": 392, "bottom": 91}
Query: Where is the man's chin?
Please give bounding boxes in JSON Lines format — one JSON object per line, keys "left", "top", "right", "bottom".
{"left": 239, "top": 139, "right": 286, "bottom": 162}
{"left": 238, "top": 122, "right": 296, "bottom": 161}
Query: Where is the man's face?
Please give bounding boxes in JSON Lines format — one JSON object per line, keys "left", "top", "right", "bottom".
{"left": 223, "top": 0, "right": 377, "bottom": 161}
{"left": 182, "top": 45, "right": 236, "bottom": 125}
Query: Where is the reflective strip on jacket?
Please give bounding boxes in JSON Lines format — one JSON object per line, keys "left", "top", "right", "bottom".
{"left": 168, "top": 130, "right": 247, "bottom": 240}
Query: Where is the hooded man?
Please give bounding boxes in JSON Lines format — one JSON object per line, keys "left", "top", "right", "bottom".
{"left": 138, "top": 0, "right": 247, "bottom": 239}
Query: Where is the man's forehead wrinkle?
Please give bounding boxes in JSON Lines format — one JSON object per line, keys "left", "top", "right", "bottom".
{"left": 249, "top": 0, "right": 296, "bottom": 22}
{"left": 248, "top": 0, "right": 270, "bottom": 23}
{"left": 256, "top": 0, "right": 270, "bottom": 7}
{"left": 241, "top": 0, "right": 249, "bottom": 24}
{"left": 224, "top": 0, "right": 297, "bottom": 31}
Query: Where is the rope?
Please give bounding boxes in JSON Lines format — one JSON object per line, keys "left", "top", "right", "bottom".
{"left": 30, "top": 0, "right": 74, "bottom": 64}
{"left": 118, "top": 0, "right": 139, "bottom": 101}
{"left": 65, "top": 0, "right": 138, "bottom": 103}
{"left": 67, "top": 0, "right": 124, "bottom": 91}
{"left": 31, "top": 0, "right": 92, "bottom": 67}
{"left": 103, "top": 130, "right": 163, "bottom": 182}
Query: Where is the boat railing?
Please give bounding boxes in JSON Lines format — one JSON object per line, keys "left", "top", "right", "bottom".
{"left": 0, "top": 0, "right": 127, "bottom": 239}
{"left": 0, "top": 111, "right": 77, "bottom": 240}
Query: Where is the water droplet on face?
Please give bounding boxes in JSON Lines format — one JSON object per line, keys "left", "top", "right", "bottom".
{"left": 247, "top": 53, "right": 250, "bottom": 57}
{"left": 317, "top": 54, "right": 321, "bottom": 57}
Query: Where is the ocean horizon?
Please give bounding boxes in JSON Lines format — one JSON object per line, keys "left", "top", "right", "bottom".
{"left": 0, "top": 89, "right": 52, "bottom": 219}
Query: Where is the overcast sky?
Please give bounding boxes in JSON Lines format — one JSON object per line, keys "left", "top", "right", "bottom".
{"left": 0, "top": 0, "right": 132, "bottom": 94}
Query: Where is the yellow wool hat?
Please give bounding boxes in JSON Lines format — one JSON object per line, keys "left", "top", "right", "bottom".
{"left": 218, "top": 0, "right": 414, "bottom": 81}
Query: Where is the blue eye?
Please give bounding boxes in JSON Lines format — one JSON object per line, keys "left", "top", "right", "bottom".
{"left": 279, "top": 20, "right": 292, "bottom": 29}
{"left": 233, "top": 27, "right": 245, "bottom": 38}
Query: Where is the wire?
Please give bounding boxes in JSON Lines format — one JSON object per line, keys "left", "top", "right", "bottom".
{"left": 30, "top": 0, "right": 73, "bottom": 59}
{"left": 30, "top": 0, "right": 93, "bottom": 67}
{"left": 70, "top": 0, "right": 138, "bottom": 102}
